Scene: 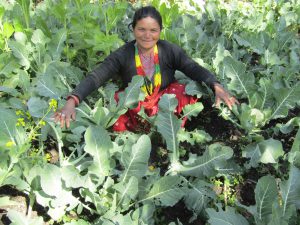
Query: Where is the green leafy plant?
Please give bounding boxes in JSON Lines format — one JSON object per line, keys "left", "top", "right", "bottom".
{"left": 0, "top": 0, "right": 299, "bottom": 224}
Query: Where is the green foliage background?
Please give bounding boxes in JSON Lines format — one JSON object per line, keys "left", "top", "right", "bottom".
{"left": 0, "top": 0, "right": 299, "bottom": 224}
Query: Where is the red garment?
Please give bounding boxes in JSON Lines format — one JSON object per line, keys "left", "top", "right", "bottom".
{"left": 113, "top": 82, "right": 197, "bottom": 132}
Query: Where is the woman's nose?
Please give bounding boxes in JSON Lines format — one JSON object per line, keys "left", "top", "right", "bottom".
{"left": 144, "top": 31, "right": 151, "bottom": 38}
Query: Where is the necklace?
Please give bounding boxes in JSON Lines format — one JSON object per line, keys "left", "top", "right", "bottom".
{"left": 140, "top": 51, "right": 153, "bottom": 61}
{"left": 135, "top": 44, "right": 161, "bottom": 96}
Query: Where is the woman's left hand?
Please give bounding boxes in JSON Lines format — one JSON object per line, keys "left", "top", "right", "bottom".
{"left": 213, "top": 83, "right": 239, "bottom": 110}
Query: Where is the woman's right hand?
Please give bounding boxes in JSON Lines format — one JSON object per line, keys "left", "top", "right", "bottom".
{"left": 54, "top": 98, "right": 76, "bottom": 128}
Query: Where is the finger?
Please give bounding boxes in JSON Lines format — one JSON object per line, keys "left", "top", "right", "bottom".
{"left": 233, "top": 97, "right": 240, "bottom": 105}
{"left": 60, "top": 113, "right": 66, "bottom": 128}
{"left": 71, "top": 111, "right": 76, "bottom": 121}
{"left": 229, "top": 97, "right": 239, "bottom": 105}
{"left": 214, "top": 97, "right": 221, "bottom": 108}
{"left": 53, "top": 112, "right": 61, "bottom": 123}
{"left": 226, "top": 97, "right": 238, "bottom": 110}
{"left": 65, "top": 115, "right": 71, "bottom": 128}
{"left": 225, "top": 98, "right": 233, "bottom": 110}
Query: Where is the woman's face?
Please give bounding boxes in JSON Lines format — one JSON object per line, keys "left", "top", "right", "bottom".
{"left": 133, "top": 17, "right": 161, "bottom": 52}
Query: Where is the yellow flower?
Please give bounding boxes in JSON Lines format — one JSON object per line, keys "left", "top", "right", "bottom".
{"left": 45, "top": 153, "right": 51, "bottom": 162}
{"left": 40, "top": 120, "right": 46, "bottom": 126}
{"left": 5, "top": 140, "right": 15, "bottom": 147}
{"left": 26, "top": 111, "right": 32, "bottom": 119}
{"left": 16, "top": 118, "right": 25, "bottom": 127}
{"left": 148, "top": 165, "right": 155, "bottom": 171}
{"left": 15, "top": 110, "right": 24, "bottom": 116}
{"left": 29, "top": 148, "right": 39, "bottom": 157}
{"left": 49, "top": 99, "right": 58, "bottom": 112}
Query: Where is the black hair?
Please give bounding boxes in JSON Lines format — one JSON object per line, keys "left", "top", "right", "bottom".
{"left": 129, "top": 6, "right": 163, "bottom": 31}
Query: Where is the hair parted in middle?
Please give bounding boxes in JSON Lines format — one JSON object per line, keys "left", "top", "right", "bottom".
{"left": 128, "top": 6, "right": 163, "bottom": 31}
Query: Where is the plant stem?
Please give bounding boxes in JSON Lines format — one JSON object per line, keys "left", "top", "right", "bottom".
{"left": 0, "top": 161, "right": 14, "bottom": 186}
{"left": 27, "top": 192, "right": 35, "bottom": 219}
{"left": 27, "top": 108, "right": 51, "bottom": 141}
{"left": 48, "top": 122, "right": 64, "bottom": 166}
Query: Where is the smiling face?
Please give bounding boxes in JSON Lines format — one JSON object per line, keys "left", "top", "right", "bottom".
{"left": 133, "top": 17, "right": 161, "bottom": 53}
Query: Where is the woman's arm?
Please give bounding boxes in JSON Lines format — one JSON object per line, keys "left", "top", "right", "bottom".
{"left": 54, "top": 45, "right": 126, "bottom": 128}
{"left": 170, "top": 42, "right": 238, "bottom": 109}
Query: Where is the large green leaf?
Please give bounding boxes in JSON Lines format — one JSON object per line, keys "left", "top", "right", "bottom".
{"left": 0, "top": 196, "right": 17, "bottom": 207}
{"left": 206, "top": 205, "right": 249, "bottom": 225}
{"left": 61, "top": 165, "right": 87, "bottom": 189}
{"left": 155, "top": 94, "right": 181, "bottom": 162}
{"left": 31, "top": 29, "right": 50, "bottom": 45}
{"left": 0, "top": 53, "right": 20, "bottom": 77}
{"left": 120, "top": 134, "right": 151, "bottom": 183}
{"left": 262, "top": 49, "right": 285, "bottom": 66}
{"left": 235, "top": 103, "right": 268, "bottom": 132}
{"left": 114, "top": 176, "right": 138, "bottom": 209}
{"left": 27, "top": 97, "right": 48, "bottom": 118}
{"left": 64, "top": 220, "right": 91, "bottom": 225}
{"left": 290, "top": 133, "right": 300, "bottom": 169}
{"left": 233, "top": 32, "right": 268, "bottom": 54}
{"left": 279, "top": 117, "right": 300, "bottom": 134}
{"left": 270, "top": 82, "right": 300, "bottom": 120}
{"left": 7, "top": 210, "right": 44, "bottom": 225}
{"left": 0, "top": 86, "right": 20, "bottom": 97}
{"left": 17, "top": 69, "right": 30, "bottom": 93}
{"left": 177, "top": 143, "right": 233, "bottom": 178}
{"left": 103, "top": 83, "right": 119, "bottom": 110}
{"left": 250, "top": 78, "right": 274, "bottom": 110}
{"left": 101, "top": 211, "right": 139, "bottom": 225}
{"left": 48, "top": 29, "right": 67, "bottom": 60}
{"left": 213, "top": 43, "right": 231, "bottom": 75}
{"left": 184, "top": 179, "right": 216, "bottom": 220}
{"left": 0, "top": 108, "right": 18, "bottom": 147}
{"left": 184, "top": 80, "right": 206, "bottom": 98}
{"left": 181, "top": 102, "right": 204, "bottom": 120}
{"left": 3, "top": 22, "right": 14, "bottom": 39}
{"left": 139, "top": 175, "right": 186, "bottom": 207}
{"left": 132, "top": 203, "right": 155, "bottom": 225}
{"left": 35, "top": 62, "right": 82, "bottom": 98}
{"left": 254, "top": 175, "right": 278, "bottom": 224}
{"left": 280, "top": 166, "right": 300, "bottom": 215}
{"left": 8, "top": 38, "right": 31, "bottom": 69}
{"left": 117, "top": 75, "right": 145, "bottom": 109}
{"left": 267, "top": 202, "right": 296, "bottom": 225}
{"left": 178, "top": 129, "right": 212, "bottom": 145}
{"left": 278, "top": 117, "right": 300, "bottom": 166}
{"left": 40, "top": 164, "right": 63, "bottom": 197}
{"left": 242, "top": 138, "right": 284, "bottom": 168}
{"left": 223, "top": 56, "right": 256, "bottom": 102}
{"left": 84, "top": 125, "right": 112, "bottom": 176}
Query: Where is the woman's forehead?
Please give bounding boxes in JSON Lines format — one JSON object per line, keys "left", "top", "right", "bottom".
{"left": 135, "top": 17, "right": 161, "bottom": 28}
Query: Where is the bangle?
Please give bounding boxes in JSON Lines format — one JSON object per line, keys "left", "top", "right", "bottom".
{"left": 67, "top": 95, "right": 80, "bottom": 107}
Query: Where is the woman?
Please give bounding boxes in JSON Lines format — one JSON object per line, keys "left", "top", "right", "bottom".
{"left": 55, "top": 6, "right": 238, "bottom": 130}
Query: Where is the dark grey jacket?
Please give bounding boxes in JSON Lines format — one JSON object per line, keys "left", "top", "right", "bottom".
{"left": 71, "top": 40, "right": 218, "bottom": 101}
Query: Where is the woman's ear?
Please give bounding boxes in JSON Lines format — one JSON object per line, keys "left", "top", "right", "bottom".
{"left": 128, "top": 23, "right": 133, "bottom": 32}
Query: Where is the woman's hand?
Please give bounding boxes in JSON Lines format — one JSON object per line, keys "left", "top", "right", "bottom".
{"left": 213, "top": 83, "right": 239, "bottom": 110}
{"left": 54, "top": 98, "right": 76, "bottom": 128}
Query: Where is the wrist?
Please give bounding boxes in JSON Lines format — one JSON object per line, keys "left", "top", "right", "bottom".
{"left": 66, "top": 95, "right": 79, "bottom": 106}
{"left": 213, "top": 82, "right": 223, "bottom": 91}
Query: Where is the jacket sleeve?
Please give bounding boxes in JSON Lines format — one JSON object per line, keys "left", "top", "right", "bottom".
{"left": 70, "top": 48, "right": 123, "bottom": 102}
{"left": 171, "top": 43, "right": 218, "bottom": 87}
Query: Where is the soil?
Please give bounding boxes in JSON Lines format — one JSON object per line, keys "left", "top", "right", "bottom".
{"left": 0, "top": 186, "right": 48, "bottom": 225}
{"left": 156, "top": 200, "right": 205, "bottom": 225}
